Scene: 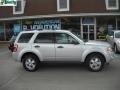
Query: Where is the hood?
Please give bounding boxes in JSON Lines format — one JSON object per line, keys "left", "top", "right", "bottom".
{"left": 85, "top": 40, "right": 111, "bottom": 47}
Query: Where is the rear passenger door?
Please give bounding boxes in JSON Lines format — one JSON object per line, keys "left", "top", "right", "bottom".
{"left": 33, "top": 33, "right": 55, "bottom": 61}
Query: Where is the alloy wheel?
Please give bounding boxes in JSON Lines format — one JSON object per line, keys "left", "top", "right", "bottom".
{"left": 25, "top": 58, "right": 36, "bottom": 70}
{"left": 89, "top": 57, "right": 102, "bottom": 71}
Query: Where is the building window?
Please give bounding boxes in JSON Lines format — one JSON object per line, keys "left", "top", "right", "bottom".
{"left": 82, "top": 17, "right": 95, "bottom": 25}
{"left": 105, "top": 0, "right": 119, "bottom": 10}
{"left": 57, "top": 0, "right": 69, "bottom": 11}
{"left": 13, "top": 0, "right": 26, "bottom": 14}
{"left": 0, "top": 24, "right": 4, "bottom": 41}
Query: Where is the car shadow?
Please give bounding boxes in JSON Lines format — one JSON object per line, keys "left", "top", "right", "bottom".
{"left": 38, "top": 61, "right": 86, "bottom": 71}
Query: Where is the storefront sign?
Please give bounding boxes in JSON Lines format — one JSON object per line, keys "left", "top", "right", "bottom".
{"left": 23, "top": 19, "right": 61, "bottom": 30}
{"left": 0, "top": 0, "right": 17, "bottom": 6}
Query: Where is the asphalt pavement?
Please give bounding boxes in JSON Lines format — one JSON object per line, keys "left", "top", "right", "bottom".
{"left": 0, "top": 47, "right": 120, "bottom": 90}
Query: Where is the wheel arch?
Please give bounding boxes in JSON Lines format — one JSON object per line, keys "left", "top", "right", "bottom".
{"left": 84, "top": 52, "right": 106, "bottom": 63}
{"left": 21, "top": 52, "right": 41, "bottom": 62}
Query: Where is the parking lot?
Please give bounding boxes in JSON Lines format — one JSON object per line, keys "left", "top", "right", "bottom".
{"left": 0, "top": 47, "right": 120, "bottom": 90}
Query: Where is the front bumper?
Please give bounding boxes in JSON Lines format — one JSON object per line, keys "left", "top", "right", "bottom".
{"left": 105, "top": 51, "right": 115, "bottom": 63}
{"left": 117, "top": 44, "right": 120, "bottom": 51}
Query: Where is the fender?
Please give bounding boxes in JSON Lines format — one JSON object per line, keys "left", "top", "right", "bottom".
{"left": 18, "top": 48, "right": 43, "bottom": 62}
{"left": 81, "top": 47, "right": 107, "bottom": 62}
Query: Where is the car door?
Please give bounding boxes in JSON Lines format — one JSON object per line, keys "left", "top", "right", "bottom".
{"left": 55, "top": 33, "right": 82, "bottom": 61}
{"left": 33, "top": 33, "right": 55, "bottom": 61}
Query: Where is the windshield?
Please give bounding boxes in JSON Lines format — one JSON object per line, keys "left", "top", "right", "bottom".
{"left": 115, "top": 32, "right": 120, "bottom": 38}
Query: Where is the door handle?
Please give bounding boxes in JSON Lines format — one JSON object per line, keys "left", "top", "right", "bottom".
{"left": 57, "top": 46, "right": 64, "bottom": 48}
{"left": 34, "top": 45, "right": 40, "bottom": 48}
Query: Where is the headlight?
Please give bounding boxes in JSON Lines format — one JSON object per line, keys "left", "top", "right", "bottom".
{"left": 107, "top": 47, "right": 113, "bottom": 52}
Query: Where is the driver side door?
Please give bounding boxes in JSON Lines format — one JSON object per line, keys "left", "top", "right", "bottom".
{"left": 55, "top": 33, "right": 83, "bottom": 61}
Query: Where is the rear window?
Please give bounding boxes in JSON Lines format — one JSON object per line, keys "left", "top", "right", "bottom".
{"left": 18, "top": 33, "right": 34, "bottom": 43}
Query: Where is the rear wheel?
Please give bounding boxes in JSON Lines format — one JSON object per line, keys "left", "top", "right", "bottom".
{"left": 86, "top": 53, "right": 105, "bottom": 72}
{"left": 22, "top": 54, "right": 40, "bottom": 72}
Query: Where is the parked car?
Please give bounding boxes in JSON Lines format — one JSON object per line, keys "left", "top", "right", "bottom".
{"left": 8, "top": 35, "right": 17, "bottom": 52}
{"left": 12, "top": 30, "right": 114, "bottom": 72}
{"left": 106, "top": 30, "right": 120, "bottom": 53}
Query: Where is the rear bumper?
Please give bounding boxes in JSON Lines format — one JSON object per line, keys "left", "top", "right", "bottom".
{"left": 12, "top": 52, "right": 21, "bottom": 62}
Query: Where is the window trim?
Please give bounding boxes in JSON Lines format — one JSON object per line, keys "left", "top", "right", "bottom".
{"left": 57, "top": 0, "right": 70, "bottom": 12}
{"left": 13, "top": 0, "right": 25, "bottom": 14}
{"left": 105, "top": 0, "right": 119, "bottom": 10}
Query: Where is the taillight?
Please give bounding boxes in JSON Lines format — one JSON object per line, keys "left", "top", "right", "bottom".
{"left": 12, "top": 44, "right": 18, "bottom": 52}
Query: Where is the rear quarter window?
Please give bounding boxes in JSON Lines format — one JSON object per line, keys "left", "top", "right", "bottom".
{"left": 17, "top": 33, "right": 34, "bottom": 43}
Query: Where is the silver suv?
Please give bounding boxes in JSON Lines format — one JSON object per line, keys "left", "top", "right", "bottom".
{"left": 12, "top": 30, "right": 114, "bottom": 72}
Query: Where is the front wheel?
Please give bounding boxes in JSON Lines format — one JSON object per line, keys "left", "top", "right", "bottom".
{"left": 22, "top": 54, "right": 40, "bottom": 72}
{"left": 86, "top": 54, "right": 105, "bottom": 72}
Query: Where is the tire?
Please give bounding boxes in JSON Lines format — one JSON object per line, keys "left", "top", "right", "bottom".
{"left": 85, "top": 53, "right": 105, "bottom": 72}
{"left": 22, "top": 54, "right": 40, "bottom": 72}
{"left": 114, "top": 44, "right": 118, "bottom": 53}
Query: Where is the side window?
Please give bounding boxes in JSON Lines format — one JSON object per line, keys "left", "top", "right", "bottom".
{"left": 55, "top": 33, "right": 79, "bottom": 44}
{"left": 18, "top": 33, "right": 34, "bottom": 43}
{"left": 34, "top": 33, "right": 54, "bottom": 43}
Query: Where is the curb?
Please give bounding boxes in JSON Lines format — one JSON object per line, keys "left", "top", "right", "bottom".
{"left": 0, "top": 44, "right": 8, "bottom": 49}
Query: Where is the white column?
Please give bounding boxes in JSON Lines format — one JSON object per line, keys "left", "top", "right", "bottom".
{"left": 20, "top": 20, "right": 22, "bottom": 31}
{"left": 94, "top": 17, "right": 97, "bottom": 40}
{"left": 80, "top": 17, "right": 83, "bottom": 39}
{"left": 116, "top": 17, "right": 118, "bottom": 30}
